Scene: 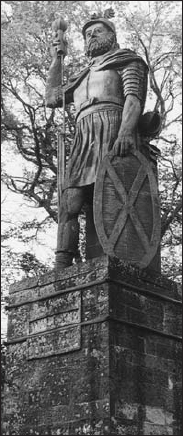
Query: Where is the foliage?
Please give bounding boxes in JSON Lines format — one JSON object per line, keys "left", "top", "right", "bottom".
{"left": 1, "top": 213, "right": 53, "bottom": 339}
{"left": 1, "top": 216, "right": 53, "bottom": 298}
{"left": 1, "top": 0, "right": 182, "bottom": 286}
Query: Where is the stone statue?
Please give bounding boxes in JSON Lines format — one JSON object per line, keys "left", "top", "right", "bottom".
{"left": 46, "top": 10, "right": 161, "bottom": 270}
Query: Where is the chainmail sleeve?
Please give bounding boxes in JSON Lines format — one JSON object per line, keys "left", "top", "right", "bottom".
{"left": 118, "top": 60, "right": 148, "bottom": 113}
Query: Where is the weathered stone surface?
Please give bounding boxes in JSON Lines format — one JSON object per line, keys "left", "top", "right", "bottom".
{"left": 143, "top": 422, "right": 173, "bottom": 435}
{"left": 145, "top": 406, "right": 173, "bottom": 426}
{"left": 7, "top": 290, "right": 81, "bottom": 342}
{"left": 2, "top": 256, "right": 182, "bottom": 435}
{"left": 109, "top": 282, "right": 182, "bottom": 337}
{"left": 27, "top": 325, "right": 81, "bottom": 359}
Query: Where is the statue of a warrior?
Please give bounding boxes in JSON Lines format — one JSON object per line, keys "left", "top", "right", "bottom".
{"left": 46, "top": 11, "right": 161, "bottom": 270}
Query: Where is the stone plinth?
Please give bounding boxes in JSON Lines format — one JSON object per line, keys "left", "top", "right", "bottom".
{"left": 2, "top": 256, "right": 182, "bottom": 435}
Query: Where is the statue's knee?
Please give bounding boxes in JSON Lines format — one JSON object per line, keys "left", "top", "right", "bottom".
{"left": 62, "top": 188, "right": 84, "bottom": 216}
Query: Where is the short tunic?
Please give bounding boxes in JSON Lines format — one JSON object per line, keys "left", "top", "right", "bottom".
{"left": 64, "top": 104, "right": 122, "bottom": 188}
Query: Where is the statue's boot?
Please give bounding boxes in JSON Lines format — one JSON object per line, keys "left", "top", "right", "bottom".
{"left": 55, "top": 250, "right": 74, "bottom": 269}
{"left": 55, "top": 215, "right": 79, "bottom": 270}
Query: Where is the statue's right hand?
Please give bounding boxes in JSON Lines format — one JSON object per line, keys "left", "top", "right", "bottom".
{"left": 52, "top": 15, "right": 68, "bottom": 57}
{"left": 113, "top": 131, "right": 136, "bottom": 157}
{"left": 52, "top": 30, "right": 68, "bottom": 56}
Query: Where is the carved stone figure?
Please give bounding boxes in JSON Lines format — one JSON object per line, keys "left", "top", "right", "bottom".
{"left": 46, "top": 11, "right": 161, "bottom": 270}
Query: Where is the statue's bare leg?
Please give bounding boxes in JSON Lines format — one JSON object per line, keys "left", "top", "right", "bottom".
{"left": 55, "top": 187, "right": 85, "bottom": 269}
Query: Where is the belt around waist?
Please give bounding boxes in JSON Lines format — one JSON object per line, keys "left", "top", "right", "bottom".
{"left": 76, "top": 99, "right": 123, "bottom": 123}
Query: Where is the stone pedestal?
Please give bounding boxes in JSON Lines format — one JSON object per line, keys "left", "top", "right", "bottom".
{"left": 3, "top": 256, "right": 182, "bottom": 435}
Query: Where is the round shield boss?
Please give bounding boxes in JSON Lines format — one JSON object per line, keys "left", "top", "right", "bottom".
{"left": 93, "top": 150, "right": 161, "bottom": 268}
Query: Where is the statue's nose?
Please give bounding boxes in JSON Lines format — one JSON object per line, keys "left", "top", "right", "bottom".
{"left": 91, "top": 29, "right": 97, "bottom": 38}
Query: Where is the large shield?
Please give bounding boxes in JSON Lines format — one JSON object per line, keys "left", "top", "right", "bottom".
{"left": 93, "top": 150, "right": 161, "bottom": 268}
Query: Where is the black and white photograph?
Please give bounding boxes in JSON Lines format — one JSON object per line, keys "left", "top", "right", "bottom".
{"left": 1, "top": 1, "right": 182, "bottom": 435}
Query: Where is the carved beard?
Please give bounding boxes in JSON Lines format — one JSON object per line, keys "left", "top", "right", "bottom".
{"left": 85, "top": 32, "right": 116, "bottom": 58}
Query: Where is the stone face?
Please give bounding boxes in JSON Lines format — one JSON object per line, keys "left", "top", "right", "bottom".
{"left": 2, "top": 256, "right": 182, "bottom": 435}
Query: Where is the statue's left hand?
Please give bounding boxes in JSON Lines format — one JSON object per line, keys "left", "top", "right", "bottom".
{"left": 113, "top": 131, "right": 136, "bottom": 157}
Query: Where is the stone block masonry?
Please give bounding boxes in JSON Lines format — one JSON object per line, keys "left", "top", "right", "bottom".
{"left": 2, "top": 256, "right": 182, "bottom": 435}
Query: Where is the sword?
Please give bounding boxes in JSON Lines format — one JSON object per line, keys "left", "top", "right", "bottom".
{"left": 52, "top": 17, "right": 67, "bottom": 210}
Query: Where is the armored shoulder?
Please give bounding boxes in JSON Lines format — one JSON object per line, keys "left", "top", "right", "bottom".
{"left": 117, "top": 60, "right": 148, "bottom": 112}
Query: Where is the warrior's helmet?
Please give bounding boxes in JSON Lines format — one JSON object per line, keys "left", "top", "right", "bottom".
{"left": 82, "top": 8, "right": 116, "bottom": 39}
